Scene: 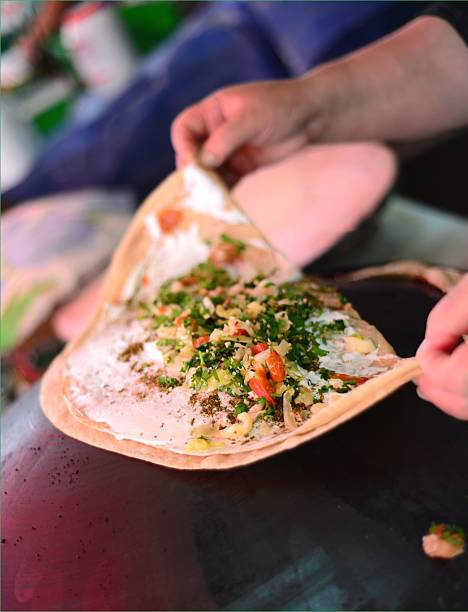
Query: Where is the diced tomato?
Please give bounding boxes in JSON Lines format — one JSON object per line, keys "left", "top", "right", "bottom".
{"left": 248, "top": 376, "right": 275, "bottom": 404}
{"left": 431, "top": 524, "right": 445, "bottom": 537}
{"left": 251, "top": 342, "right": 269, "bottom": 355}
{"left": 158, "top": 208, "right": 182, "bottom": 233}
{"left": 235, "top": 328, "right": 249, "bottom": 336}
{"left": 252, "top": 361, "right": 268, "bottom": 378}
{"left": 209, "top": 243, "right": 240, "bottom": 266}
{"left": 175, "top": 312, "right": 189, "bottom": 327}
{"left": 142, "top": 274, "right": 150, "bottom": 287}
{"left": 181, "top": 275, "right": 197, "bottom": 286}
{"left": 334, "top": 373, "right": 368, "bottom": 385}
{"left": 193, "top": 335, "right": 210, "bottom": 349}
{"left": 156, "top": 305, "right": 170, "bottom": 315}
{"left": 266, "top": 350, "right": 285, "bottom": 383}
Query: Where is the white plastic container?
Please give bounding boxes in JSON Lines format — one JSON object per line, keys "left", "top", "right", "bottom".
{"left": 61, "top": 2, "right": 137, "bottom": 99}
{"left": 1, "top": 96, "right": 40, "bottom": 191}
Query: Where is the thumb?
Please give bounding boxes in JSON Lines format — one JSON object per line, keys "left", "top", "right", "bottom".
{"left": 200, "top": 118, "right": 256, "bottom": 168}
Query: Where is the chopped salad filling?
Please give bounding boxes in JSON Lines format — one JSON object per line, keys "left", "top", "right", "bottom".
{"left": 423, "top": 523, "right": 466, "bottom": 559}
{"left": 429, "top": 523, "right": 465, "bottom": 548}
{"left": 119, "top": 240, "right": 390, "bottom": 448}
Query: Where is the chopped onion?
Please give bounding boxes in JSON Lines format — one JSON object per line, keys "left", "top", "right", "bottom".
{"left": 276, "top": 339, "right": 292, "bottom": 357}
{"left": 202, "top": 296, "right": 215, "bottom": 313}
{"left": 209, "top": 328, "right": 224, "bottom": 343}
{"left": 283, "top": 389, "right": 297, "bottom": 431}
{"left": 248, "top": 404, "right": 264, "bottom": 423}
{"left": 253, "top": 348, "right": 270, "bottom": 364}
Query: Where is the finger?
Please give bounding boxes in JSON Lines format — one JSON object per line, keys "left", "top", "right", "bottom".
{"left": 171, "top": 104, "right": 210, "bottom": 163}
{"left": 417, "top": 376, "right": 468, "bottom": 420}
{"left": 422, "top": 274, "right": 468, "bottom": 351}
{"left": 226, "top": 149, "right": 259, "bottom": 177}
{"left": 217, "top": 165, "right": 242, "bottom": 189}
{"left": 200, "top": 94, "right": 225, "bottom": 137}
{"left": 250, "top": 133, "right": 309, "bottom": 167}
{"left": 417, "top": 339, "right": 468, "bottom": 395}
{"left": 200, "top": 118, "right": 257, "bottom": 168}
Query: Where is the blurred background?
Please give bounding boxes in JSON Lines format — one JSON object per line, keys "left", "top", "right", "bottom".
{"left": 2, "top": 1, "right": 467, "bottom": 404}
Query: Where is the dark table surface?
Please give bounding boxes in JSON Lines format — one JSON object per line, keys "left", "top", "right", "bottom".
{"left": 2, "top": 278, "right": 468, "bottom": 611}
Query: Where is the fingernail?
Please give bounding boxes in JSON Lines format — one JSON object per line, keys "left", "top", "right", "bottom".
{"left": 200, "top": 150, "right": 218, "bottom": 167}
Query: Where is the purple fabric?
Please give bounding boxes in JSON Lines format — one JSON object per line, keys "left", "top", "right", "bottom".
{"left": 4, "top": 1, "right": 427, "bottom": 204}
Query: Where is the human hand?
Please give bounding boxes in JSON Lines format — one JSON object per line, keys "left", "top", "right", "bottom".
{"left": 416, "top": 274, "right": 468, "bottom": 419}
{"left": 171, "top": 78, "right": 322, "bottom": 184}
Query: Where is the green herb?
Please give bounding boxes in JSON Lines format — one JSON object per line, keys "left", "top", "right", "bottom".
{"left": 157, "top": 375, "right": 180, "bottom": 389}
{"left": 235, "top": 402, "right": 249, "bottom": 416}
{"left": 156, "top": 338, "right": 181, "bottom": 347}
{"left": 220, "top": 233, "right": 246, "bottom": 253}
{"left": 257, "top": 307, "right": 281, "bottom": 341}
{"left": 158, "top": 285, "right": 191, "bottom": 307}
{"left": 191, "top": 261, "right": 232, "bottom": 290}
{"left": 429, "top": 523, "right": 465, "bottom": 547}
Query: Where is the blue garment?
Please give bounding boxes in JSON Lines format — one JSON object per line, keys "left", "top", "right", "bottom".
{"left": 4, "top": 1, "right": 428, "bottom": 204}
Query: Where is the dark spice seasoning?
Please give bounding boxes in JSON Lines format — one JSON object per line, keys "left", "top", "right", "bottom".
{"left": 118, "top": 342, "right": 143, "bottom": 362}
{"left": 190, "top": 391, "right": 225, "bottom": 417}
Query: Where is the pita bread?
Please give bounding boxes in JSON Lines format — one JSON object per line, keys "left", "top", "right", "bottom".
{"left": 41, "top": 166, "right": 421, "bottom": 470}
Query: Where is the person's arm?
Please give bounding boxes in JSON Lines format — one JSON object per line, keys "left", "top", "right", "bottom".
{"left": 172, "top": 16, "right": 468, "bottom": 179}
{"left": 303, "top": 16, "right": 468, "bottom": 144}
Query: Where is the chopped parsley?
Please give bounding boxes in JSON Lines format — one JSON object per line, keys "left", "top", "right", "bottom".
{"left": 235, "top": 402, "right": 249, "bottom": 416}
{"left": 157, "top": 375, "right": 180, "bottom": 389}
{"left": 429, "top": 523, "right": 466, "bottom": 548}
{"left": 129, "top": 260, "right": 364, "bottom": 424}
{"left": 220, "top": 233, "right": 247, "bottom": 254}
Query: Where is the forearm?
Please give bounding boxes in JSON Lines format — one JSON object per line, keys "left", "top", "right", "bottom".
{"left": 301, "top": 16, "right": 468, "bottom": 144}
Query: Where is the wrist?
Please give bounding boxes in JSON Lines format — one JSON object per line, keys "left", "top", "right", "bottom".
{"left": 295, "top": 59, "right": 357, "bottom": 143}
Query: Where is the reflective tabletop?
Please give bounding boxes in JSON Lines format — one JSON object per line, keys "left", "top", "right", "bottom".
{"left": 2, "top": 278, "right": 468, "bottom": 611}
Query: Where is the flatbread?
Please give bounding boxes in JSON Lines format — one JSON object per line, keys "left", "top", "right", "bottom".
{"left": 41, "top": 166, "right": 421, "bottom": 470}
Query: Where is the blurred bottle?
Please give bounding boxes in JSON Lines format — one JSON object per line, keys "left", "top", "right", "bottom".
{"left": 60, "top": 1, "right": 137, "bottom": 99}
{"left": 1, "top": 96, "right": 40, "bottom": 191}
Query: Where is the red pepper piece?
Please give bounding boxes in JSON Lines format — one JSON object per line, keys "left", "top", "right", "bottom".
{"left": 235, "top": 328, "right": 249, "bottom": 336}
{"left": 334, "top": 373, "right": 368, "bottom": 385}
{"left": 266, "top": 350, "right": 285, "bottom": 383}
{"left": 248, "top": 376, "right": 275, "bottom": 404}
{"left": 193, "top": 335, "right": 210, "bottom": 349}
{"left": 251, "top": 343, "right": 269, "bottom": 355}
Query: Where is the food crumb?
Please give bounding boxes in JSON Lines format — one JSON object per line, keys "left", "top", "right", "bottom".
{"left": 422, "top": 523, "right": 465, "bottom": 559}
